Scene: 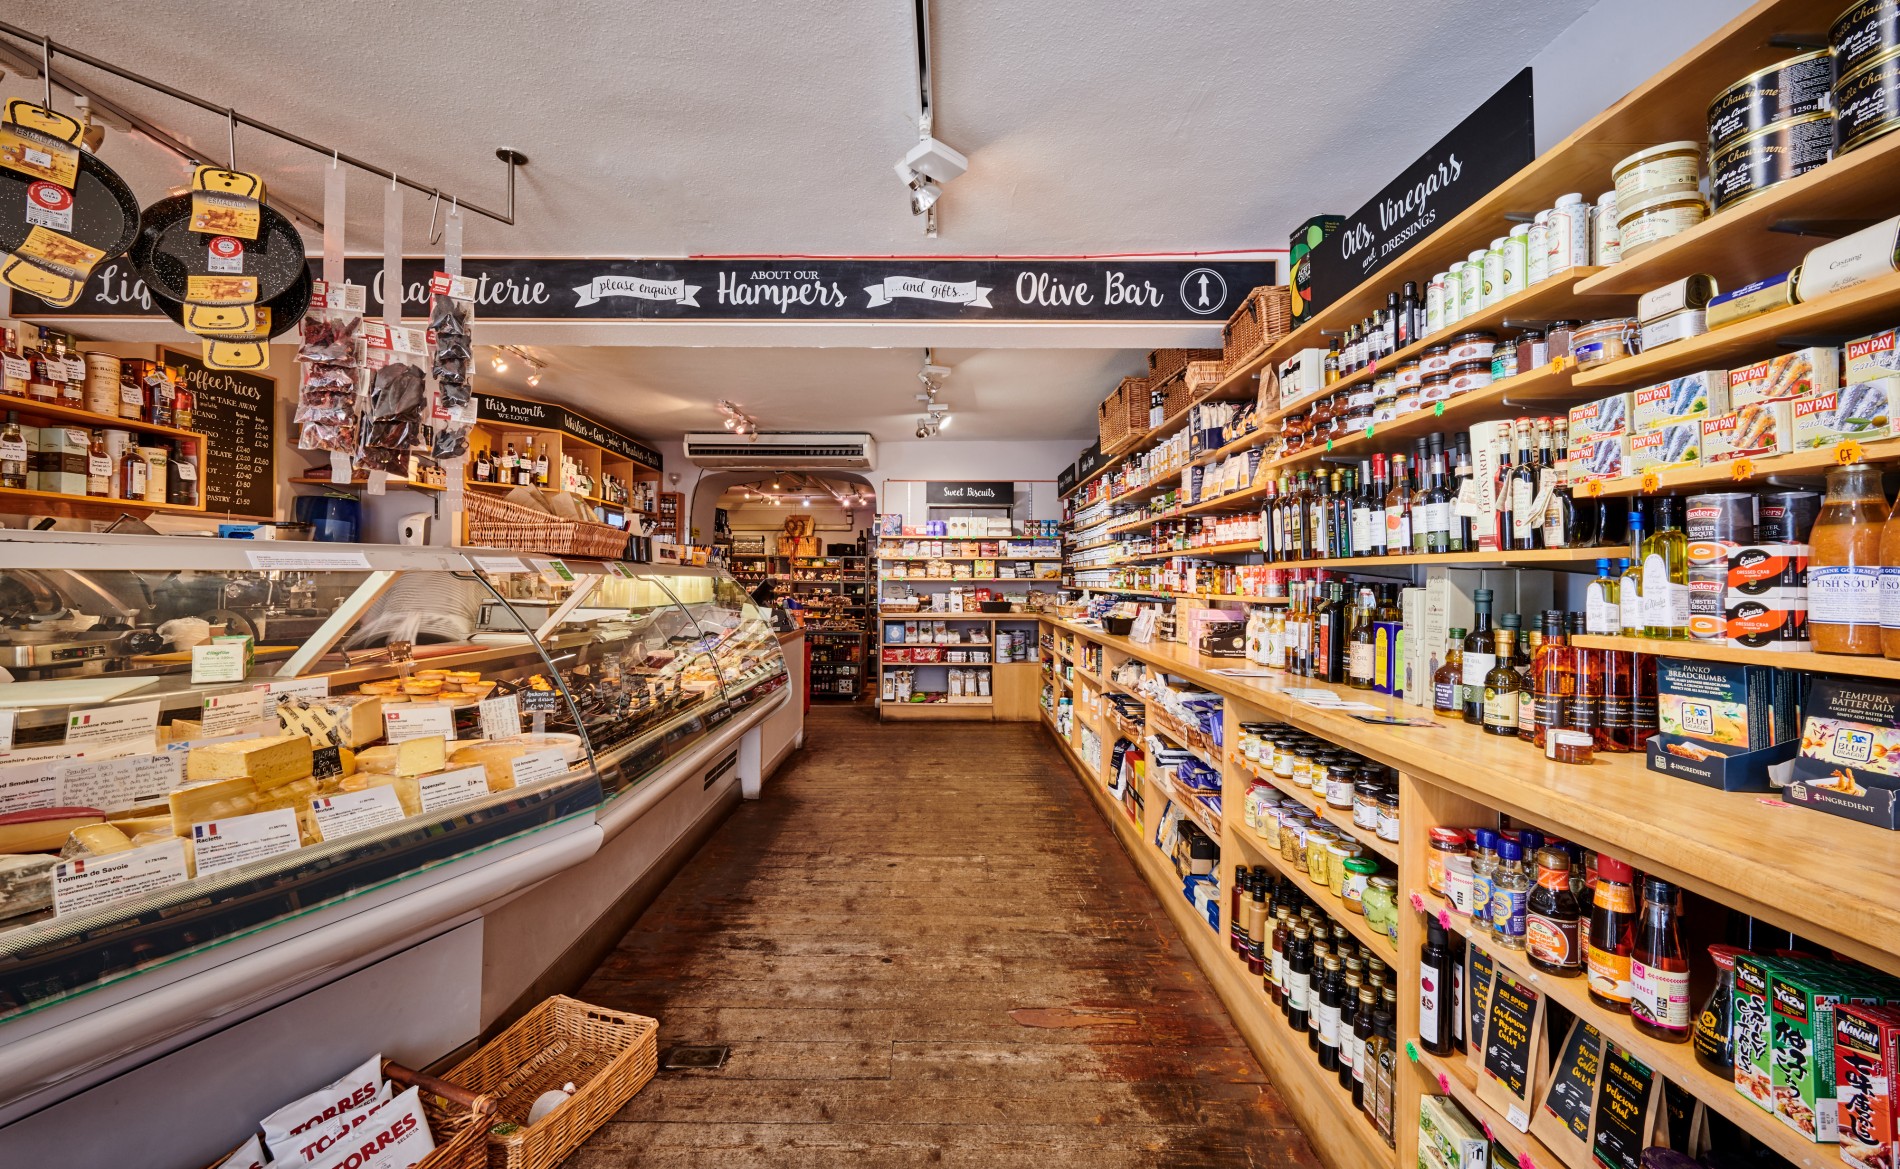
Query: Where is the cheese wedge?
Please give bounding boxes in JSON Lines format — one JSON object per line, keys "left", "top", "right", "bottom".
{"left": 356, "top": 735, "right": 447, "bottom": 778}
{"left": 0, "top": 814, "right": 104, "bottom": 853}
{"left": 168, "top": 777, "right": 259, "bottom": 836}
{"left": 448, "top": 742, "right": 528, "bottom": 791}
{"left": 186, "top": 734, "right": 314, "bottom": 784}
{"left": 277, "top": 697, "right": 384, "bottom": 749}
{"left": 71, "top": 823, "right": 133, "bottom": 856}
{"left": 338, "top": 771, "right": 421, "bottom": 816}
{"left": 166, "top": 719, "right": 205, "bottom": 744}
{"left": 108, "top": 815, "right": 173, "bottom": 839}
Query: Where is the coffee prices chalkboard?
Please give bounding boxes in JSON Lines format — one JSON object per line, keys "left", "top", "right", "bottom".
{"left": 162, "top": 349, "right": 275, "bottom": 519}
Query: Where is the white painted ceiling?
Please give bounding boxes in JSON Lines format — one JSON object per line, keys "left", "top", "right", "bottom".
{"left": 1, "top": 0, "right": 1600, "bottom": 442}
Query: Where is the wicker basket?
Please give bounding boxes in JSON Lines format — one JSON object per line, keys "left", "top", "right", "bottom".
{"left": 1153, "top": 369, "right": 1192, "bottom": 424}
{"left": 1184, "top": 360, "right": 1224, "bottom": 402}
{"left": 1220, "top": 286, "right": 1294, "bottom": 373}
{"left": 1097, "top": 375, "right": 1152, "bottom": 455}
{"left": 444, "top": 996, "right": 658, "bottom": 1169}
{"left": 205, "top": 1062, "right": 492, "bottom": 1169}
{"left": 1148, "top": 348, "right": 1223, "bottom": 383}
{"left": 463, "top": 491, "right": 630, "bottom": 559}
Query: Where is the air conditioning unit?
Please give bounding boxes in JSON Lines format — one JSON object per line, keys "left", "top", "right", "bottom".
{"left": 683, "top": 432, "right": 876, "bottom": 469}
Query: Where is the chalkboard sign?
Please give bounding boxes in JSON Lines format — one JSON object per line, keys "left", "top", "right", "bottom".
{"left": 1536, "top": 1017, "right": 1603, "bottom": 1152}
{"left": 926, "top": 481, "right": 1015, "bottom": 507}
{"left": 1477, "top": 966, "right": 1544, "bottom": 1131}
{"left": 1590, "top": 1043, "right": 1656, "bottom": 1169}
{"left": 162, "top": 348, "right": 274, "bottom": 519}
{"left": 520, "top": 688, "right": 563, "bottom": 715}
{"left": 1466, "top": 945, "right": 1495, "bottom": 1075}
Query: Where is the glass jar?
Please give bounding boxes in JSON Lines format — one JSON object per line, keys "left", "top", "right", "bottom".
{"left": 1273, "top": 739, "right": 1298, "bottom": 779}
{"left": 1372, "top": 379, "right": 1400, "bottom": 423}
{"left": 1342, "top": 856, "right": 1379, "bottom": 913}
{"left": 1281, "top": 811, "right": 1310, "bottom": 863}
{"left": 1325, "top": 762, "right": 1356, "bottom": 809}
{"left": 1810, "top": 462, "right": 1889, "bottom": 654}
{"left": 1492, "top": 344, "right": 1519, "bottom": 382}
{"left": 1326, "top": 840, "right": 1362, "bottom": 898}
{"left": 1305, "top": 826, "right": 1338, "bottom": 884}
{"left": 1572, "top": 317, "right": 1639, "bottom": 369}
{"left": 1292, "top": 745, "right": 1316, "bottom": 787}
{"left": 1352, "top": 780, "right": 1381, "bottom": 830}
{"left": 1281, "top": 412, "right": 1309, "bottom": 454}
{"left": 1546, "top": 320, "right": 1582, "bottom": 359}
{"left": 1514, "top": 329, "right": 1548, "bottom": 373}
{"left": 1362, "top": 877, "right": 1399, "bottom": 944}
{"left": 1427, "top": 827, "right": 1469, "bottom": 894}
{"left": 1261, "top": 803, "right": 1286, "bottom": 851}
{"left": 1420, "top": 345, "right": 1453, "bottom": 376}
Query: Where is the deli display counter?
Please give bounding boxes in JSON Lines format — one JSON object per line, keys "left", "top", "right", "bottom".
{"left": 0, "top": 532, "right": 788, "bottom": 1137}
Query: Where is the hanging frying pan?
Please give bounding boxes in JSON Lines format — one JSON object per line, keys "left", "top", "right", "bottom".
{"left": 153, "top": 262, "right": 312, "bottom": 371}
{"left": 130, "top": 189, "right": 307, "bottom": 305}
{"left": 0, "top": 102, "right": 140, "bottom": 306}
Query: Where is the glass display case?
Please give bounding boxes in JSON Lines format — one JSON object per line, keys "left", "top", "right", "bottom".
{"left": 0, "top": 532, "right": 786, "bottom": 1021}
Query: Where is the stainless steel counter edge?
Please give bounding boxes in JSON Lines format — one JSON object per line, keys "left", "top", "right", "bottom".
{"left": 0, "top": 814, "right": 603, "bottom": 1125}
{"left": 597, "top": 686, "right": 789, "bottom": 841}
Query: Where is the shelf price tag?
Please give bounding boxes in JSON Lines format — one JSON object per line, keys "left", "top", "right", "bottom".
{"left": 1438, "top": 908, "right": 1452, "bottom": 929}
{"left": 1434, "top": 402, "right": 1445, "bottom": 417}
{"left": 1325, "top": 439, "right": 1333, "bottom": 452}
{"left": 1583, "top": 480, "right": 1604, "bottom": 498}
{"left": 1409, "top": 891, "right": 1425, "bottom": 912}
{"left": 1405, "top": 1041, "right": 1419, "bottom": 1063}
{"left": 1838, "top": 439, "right": 1866, "bottom": 465}
{"left": 1437, "top": 1073, "right": 1450, "bottom": 1092}
{"left": 1364, "top": 424, "right": 1374, "bottom": 438}
{"left": 1728, "top": 458, "right": 1755, "bottom": 481}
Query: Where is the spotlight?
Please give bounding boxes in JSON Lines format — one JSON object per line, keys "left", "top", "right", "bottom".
{"left": 526, "top": 373, "right": 541, "bottom": 388}
{"left": 935, "top": 411, "right": 952, "bottom": 431}
{"left": 724, "top": 417, "right": 735, "bottom": 430}
{"left": 491, "top": 355, "right": 508, "bottom": 373}
{"left": 773, "top": 480, "right": 781, "bottom": 490}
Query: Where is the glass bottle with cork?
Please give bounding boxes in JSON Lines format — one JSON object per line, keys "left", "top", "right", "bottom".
{"left": 1515, "top": 614, "right": 1546, "bottom": 742}
{"left": 1433, "top": 628, "right": 1466, "bottom": 718}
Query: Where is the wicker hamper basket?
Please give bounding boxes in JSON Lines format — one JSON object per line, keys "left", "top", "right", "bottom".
{"left": 1097, "top": 375, "right": 1153, "bottom": 455}
{"left": 1220, "top": 286, "right": 1293, "bottom": 373}
{"left": 463, "top": 491, "right": 630, "bottom": 560}
{"left": 1148, "top": 347, "right": 1223, "bottom": 383}
{"left": 1153, "top": 368, "right": 1192, "bottom": 423}
{"left": 1184, "top": 359, "right": 1224, "bottom": 402}
{"left": 445, "top": 996, "right": 658, "bottom": 1169}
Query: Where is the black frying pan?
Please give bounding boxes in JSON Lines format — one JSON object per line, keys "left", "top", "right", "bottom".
{"left": 0, "top": 102, "right": 140, "bottom": 305}
{"left": 131, "top": 191, "right": 307, "bottom": 305}
{"left": 153, "top": 262, "right": 311, "bottom": 371}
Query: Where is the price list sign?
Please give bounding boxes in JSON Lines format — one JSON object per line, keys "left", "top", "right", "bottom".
{"left": 163, "top": 348, "right": 275, "bottom": 518}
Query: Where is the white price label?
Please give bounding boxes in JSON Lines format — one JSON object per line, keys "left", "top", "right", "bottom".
{"left": 175, "top": 460, "right": 197, "bottom": 481}
{"left": 190, "top": 808, "right": 301, "bottom": 877}
{"left": 0, "top": 758, "right": 57, "bottom": 815}
{"left": 384, "top": 706, "right": 455, "bottom": 743}
{"left": 419, "top": 765, "right": 490, "bottom": 814}
{"left": 53, "top": 838, "right": 189, "bottom": 917}
{"left": 256, "top": 676, "right": 330, "bottom": 701}
{"left": 508, "top": 748, "right": 568, "bottom": 786}
{"left": 56, "top": 751, "right": 181, "bottom": 813}
{"left": 477, "top": 693, "right": 521, "bottom": 740}
{"left": 243, "top": 550, "right": 372, "bottom": 572}
{"left": 201, "top": 690, "right": 270, "bottom": 737}
{"left": 1, "top": 356, "right": 28, "bottom": 381}
{"left": 122, "top": 378, "right": 145, "bottom": 407}
{"left": 310, "top": 788, "right": 405, "bottom": 840}
{"left": 191, "top": 644, "right": 249, "bottom": 685}
{"left": 468, "top": 555, "right": 527, "bottom": 574}
{"left": 65, "top": 699, "right": 160, "bottom": 757}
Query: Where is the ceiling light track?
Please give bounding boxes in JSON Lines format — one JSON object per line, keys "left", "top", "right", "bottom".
{"left": 0, "top": 20, "right": 528, "bottom": 227}
{"left": 895, "top": 0, "right": 961, "bottom": 238}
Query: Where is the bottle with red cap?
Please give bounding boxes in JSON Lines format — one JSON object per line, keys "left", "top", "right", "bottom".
{"left": 1585, "top": 854, "right": 1637, "bottom": 1013}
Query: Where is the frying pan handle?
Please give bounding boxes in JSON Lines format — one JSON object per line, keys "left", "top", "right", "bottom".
{"left": 4, "top": 100, "right": 82, "bottom": 146}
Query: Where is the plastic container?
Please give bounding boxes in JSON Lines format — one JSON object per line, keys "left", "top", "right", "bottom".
{"left": 1618, "top": 190, "right": 1709, "bottom": 256}
{"left": 1613, "top": 141, "right": 1702, "bottom": 204}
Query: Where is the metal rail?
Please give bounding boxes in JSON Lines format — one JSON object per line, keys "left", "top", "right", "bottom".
{"left": 0, "top": 21, "right": 527, "bottom": 227}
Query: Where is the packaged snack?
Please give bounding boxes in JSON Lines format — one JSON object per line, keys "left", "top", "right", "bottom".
{"left": 1572, "top": 433, "right": 1630, "bottom": 481}
{"left": 1836, "top": 1004, "right": 1900, "bottom": 1169}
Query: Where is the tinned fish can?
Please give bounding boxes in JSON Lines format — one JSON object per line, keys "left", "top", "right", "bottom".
{"left": 1759, "top": 490, "right": 1822, "bottom": 542}
{"left": 1707, "top": 112, "right": 1836, "bottom": 212}
{"left": 1833, "top": 0, "right": 1900, "bottom": 79}
{"left": 1707, "top": 50, "right": 1834, "bottom": 153}
{"left": 1686, "top": 492, "right": 1760, "bottom": 545}
{"left": 1834, "top": 46, "right": 1900, "bottom": 154}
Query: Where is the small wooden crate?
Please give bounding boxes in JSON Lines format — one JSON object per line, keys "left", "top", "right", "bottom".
{"left": 444, "top": 996, "right": 658, "bottom": 1169}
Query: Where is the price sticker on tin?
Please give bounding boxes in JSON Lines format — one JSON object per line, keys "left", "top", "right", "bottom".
{"left": 1838, "top": 439, "right": 1865, "bottom": 465}
{"left": 1640, "top": 469, "right": 1661, "bottom": 495}
{"left": 1729, "top": 458, "right": 1755, "bottom": 481}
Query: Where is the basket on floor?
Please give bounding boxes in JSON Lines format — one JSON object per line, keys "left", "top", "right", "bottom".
{"left": 204, "top": 1062, "right": 492, "bottom": 1169}
{"left": 463, "top": 491, "right": 630, "bottom": 559}
{"left": 444, "top": 996, "right": 658, "bottom": 1169}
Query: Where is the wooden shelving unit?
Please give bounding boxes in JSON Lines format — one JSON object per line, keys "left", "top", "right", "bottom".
{"left": 1570, "top": 634, "right": 1900, "bottom": 680}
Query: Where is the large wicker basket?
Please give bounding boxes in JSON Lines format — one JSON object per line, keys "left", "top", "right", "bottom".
{"left": 463, "top": 492, "right": 630, "bottom": 559}
{"left": 1220, "top": 286, "right": 1293, "bottom": 373}
{"left": 444, "top": 996, "right": 658, "bottom": 1169}
{"left": 1097, "top": 375, "right": 1152, "bottom": 455}
{"left": 1148, "top": 347, "right": 1223, "bottom": 383}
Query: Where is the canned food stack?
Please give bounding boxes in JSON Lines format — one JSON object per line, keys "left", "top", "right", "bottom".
{"left": 1832, "top": 0, "right": 1900, "bottom": 156}
{"left": 1684, "top": 491, "right": 1813, "bottom": 651}
{"left": 1614, "top": 142, "right": 1709, "bottom": 253}
{"left": 1707, "top": 51, "right": 1833, "bottom": 213}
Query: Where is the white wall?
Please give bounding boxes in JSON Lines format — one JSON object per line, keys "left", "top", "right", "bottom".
{"left": 1529, "top": 0, "right": 1753, "bottom": 153}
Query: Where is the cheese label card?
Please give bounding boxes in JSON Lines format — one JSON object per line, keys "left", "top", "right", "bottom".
{"left": 258, "top": 676, "right": 331, "bottom": 701}
{"left": 191, "top": 808, "right": 301, "bottom": 877}
{"left": 57, "top": 751, "right": 181, "bottom": 813}
{"left": 191, "top": 643, "right": 250, "bottom": 684}
{"left": 0, "top": 708, "right": 15, "bottom": 753}
{"left": 310, "top": 788, "right": 405, "bottom": 840}
{"left": 52, "top": 837, "right": 188, "bottom": 917}
{"left": 520, "top": 688, "right": 562, "bottom": 715}
{"left": 1481, "top": 968, "right": 1541, "bottom": 1102}
{"left": 0, "top": 758, "right": 57, "bottom": 815}
{"left": 385, "top": 705, "right": 455, "bottom": 744}
{"left": 478, "top": 693, "right": 521, "bottom": 740}
{"left": 509, "top": 748, "right": 568, "bottom": 785}
{"left": 65, "top": 698, "right": 160, "bottom": 757}
{"left": 531, "top": 558, "right": 576, "bottom": 582}
{"left": 243, "top": 549, "right": 372, "bottom": 572}
{"left": 202, "top": 689, "right": 270, "bottom": 737}
{"left": 468, "top": 554, "right": 527, "bottom": 575}
{"left": 420, "top": 766, "right": 490, "bottom": 814}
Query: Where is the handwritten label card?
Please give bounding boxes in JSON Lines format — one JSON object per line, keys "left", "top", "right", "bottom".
{"left": 477, "top": 694, "right": 521, "bottom": 740}
{"left": 310, "top": 788, "right": 405, "bottom": 841}
{"left": 1533, "top": 1017, "right": 1603, "bottom": 1166}
{"left": 1588, "top": 1042, "right": 1657, "bottom": 1169}
{"left": 1477, "top": 966, "right": 1544, "bottom": 1130}
{"left": 53, "top": 838, "right": 189, "bottom": 917}
{"left": 57, "top": 752, "right": 181, "bottom": 813}
{"left": 191, "top": 808, "right": 301, "bottom": 877}
{"left": 191, "top": 643, "right": 250, "bottom": 684}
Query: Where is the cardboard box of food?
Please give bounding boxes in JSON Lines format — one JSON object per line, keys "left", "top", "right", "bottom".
{"left": 1702, "top": 404, "right": 1792, "bottom": 461}
{"left": 1730, "top": 348, "right": 1841, "bottom": 408}
{"left": 1657, "top": 658, "right": 1776, "bottom": 748}
{"left": 1629, "top": 422, "right": 1702, "bottom": 472}
{"left": 1769, "top": 966, "right": 1866, "bottom": 1141}
{"left": 1632, "top": 369, "right": 1730, "bottom": 432}
{"left": 1567, "top": 393, "right": 1631, "bottom": 449}
{"left": 1790, "top": 381, "right": 1894, "bottom": 449}
{"left": 1846, "top": 327, "right": 1900, "bottom": 385}
{"left": 1571, "top": 433, "right": 1630, "bottom": 481}
{"left": 1836, "top": 1004, "right": 1900, "bottom": 1169}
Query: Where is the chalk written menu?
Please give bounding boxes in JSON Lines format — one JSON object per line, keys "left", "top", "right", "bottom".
{"left": 1591, "top": 1043, "right": 1655, "bottom": 1169}
{"left": 163, "top": 349, "right": 275, "bottom": 518}
{"left": 1542, "top": 1019, "right": 1603, "bottom": 1141}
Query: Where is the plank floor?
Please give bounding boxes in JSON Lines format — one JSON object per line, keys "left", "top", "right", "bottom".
{"left": 571, "top": 705, "right": 1324, "bottom": 1168}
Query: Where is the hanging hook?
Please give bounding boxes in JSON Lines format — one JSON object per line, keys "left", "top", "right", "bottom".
{"left": 426, "top": 189, "right": 445, "bottom": 245}
{"left": 226, "top": 108, "right": 237, "bottom": 171}
{"left": 39, "top": 36, "right": 52, "bottom": 110}
{"left": 331, "top": 147, "right": 339, "bottom": 170}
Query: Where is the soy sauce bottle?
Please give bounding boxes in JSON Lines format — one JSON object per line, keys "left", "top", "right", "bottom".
{"left": 1526, "top": 846, "right": 1583, "bottom": 976}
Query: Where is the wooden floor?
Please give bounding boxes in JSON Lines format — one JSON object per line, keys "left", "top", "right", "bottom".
{"left": 571, "top": 705, "right": 1324, "bottom": 1168}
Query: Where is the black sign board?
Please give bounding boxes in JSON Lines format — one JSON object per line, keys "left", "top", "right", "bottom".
{"left": 1467, "top": 945, "right": 1495, "bottom": 1067}
{"left": 475, "top": 392, "right": 662, "bottom": 471}
{"left": 1304, "top": 69, "right": 1535, "bottom": 314}
{"left": 1482, "top": 969, "right": 1538, "bottom": 1098}
{"left": 1056, "top": 461, "right": 1078, "bottom": 496}
{"left": 1069, "top": 440, "right": 1105, "bottom": 492}
{"left": 926, "top": 481, "right": 1016, "bottom": 507}
{"left": 1540, "top": 1019, "right": 1603, "bottom": 1141}
{"left": 520, "top": 688, "right": 563, "bottom": 715}
{"left": 1590, "top": 1043, "right": 1655, "bottom": 1169}
{"left": 13, "top": 256, "right": 1278, "bottom": 324}
{"left": 161, "top": 348, "right": 274, "bottom": 518}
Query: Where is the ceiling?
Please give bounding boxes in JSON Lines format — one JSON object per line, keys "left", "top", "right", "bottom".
{"left": 479, "top": 346, "right": 1144, "bottom": 443}
{"left": 0, "top": 0, "right": 1602, "bottom": 444}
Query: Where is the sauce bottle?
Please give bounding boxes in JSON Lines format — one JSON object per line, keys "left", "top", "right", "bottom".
{"left": 1811, "top": 463, "right": 1888, "bottom": 655}
{"left": 1433, "top": 628, "right": 1467, "bottom": 718}
{"left": 1692, "top": 944, "right": 1745, "bottom": 1075}
{"left": 85, "top": 430, "right": 110, "bottom": 498}
{"left": 1419, "top": 918, "right": 1455, "bottom": 1055}
{"left": 1630, "top": 876, "right": 1690, "bottom": 1042}
{"left": 1585, "top": 854, "right": 1637, "bottom": 1012}
{"left": 1489, "top": 838, "right": 1529, "bottom": 950}
{"left": 1526, "top": 846, "right": 1583, "bottom": 975}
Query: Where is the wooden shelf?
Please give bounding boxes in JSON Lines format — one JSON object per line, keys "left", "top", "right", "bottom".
{"left": 463, "top": 479, "right": 635, "bottom": 510}
{"left": 0, "top": 484, "right": 206, "bottom": 517}
{"left": 1581, "top": 436, "right": 1900, "bottom": 496}
{"left": 1102, "top": 547, "right": 1603, "bottom": 573}
{"left": 1570, "top": 633, "right": 1900, "bottom": 679}
{"left": 1578, "top": 126, "right": 1900, "bottom": 297}
{"left": 1230, "top": 830, "right": 1396, "bottom": 958}
{"left": 0, "top": 398, "right": 209, "bottom": 444}
{"left": 1414, "top": 887, "right": 1850, "bottom": 1169}
{"left": 1414, "top": 1050, "right": 1563, "bottom": 1169}
{"left": 291, "top": 474, "right": 443, "bottom": 493}
{"left": 879, "top": 555, "right": 1062, "bottom": 561}
{"left": 1575, "top": 269, "right": 1900, "bottom": 389}
{"left": 880, "top": 576, "right": 1062, "bottom": 583}
{"left": 1070, "top": 367, "right": 1259, "bottom": 496}
{"left": 1120, "top": 538, "right": 1261, "bottom": 562}
{"left": 1044, "top": 615, "right": 1900, "bottom": 978}
{"left": 1236, "top": 758, "right": 1399, "bottom": 864}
